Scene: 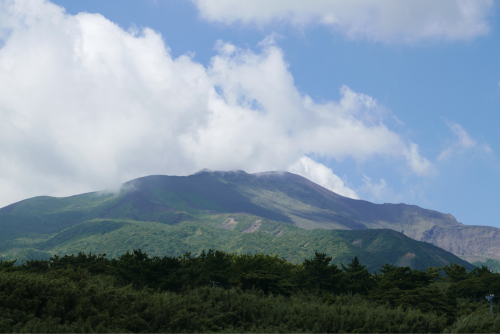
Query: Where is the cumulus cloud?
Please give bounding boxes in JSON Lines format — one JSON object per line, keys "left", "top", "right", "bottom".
{"left": 287, "top": 156, "right": 358, "bottom": 199}
{"left": 191, "top": 0, "right": 494, "bottom": 43}
{"left": 438, "top": 120, "right": 490, "bottom": 160}
{"left": 0, "top": 0, "right": 431, "bottom": 207}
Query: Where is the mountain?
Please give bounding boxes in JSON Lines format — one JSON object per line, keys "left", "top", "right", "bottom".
{"left": 0, "top": 170, "right": 489, "bottom": 269}
{"left": 0, "top": 215, "right": 472, "bottom": 271}
{"left": 182, "top": 170, "right": 500, "bottom": 263}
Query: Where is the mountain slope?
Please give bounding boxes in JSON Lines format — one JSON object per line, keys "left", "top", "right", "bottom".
{"left": 213, "top": 170, "right": 461, "bottom": 235}
{"left": 0, "top": 170, "right": 496, "bottom": 264}
{"left": 0, "top": 212, "right": 473, "bottom": 270}
{"left": 192, "top": 170, "right": 500, "bottom": 262}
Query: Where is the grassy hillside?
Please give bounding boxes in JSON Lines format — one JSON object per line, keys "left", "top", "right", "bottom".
{"left": 1, "top": 212, "right": 473, "bottom": 270}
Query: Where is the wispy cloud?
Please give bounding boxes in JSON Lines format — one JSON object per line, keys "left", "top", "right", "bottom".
{"left": 448, "top": 121, "right": 476, "bottom": 148}
{"left": 405, "top": 143, "right": 434, "bottom": 176}
{"left": 360, "top": 175, "right": 388, "bottom": 200}
{"left": 191, "top": 0, "right": 494, "bottom": 43}
{"left": 438, "top": 120, "right": 491, "bottom": 161}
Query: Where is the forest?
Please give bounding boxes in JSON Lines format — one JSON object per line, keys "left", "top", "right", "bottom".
{"left": 0, "top": 250, "right": 499, "bottom": 333}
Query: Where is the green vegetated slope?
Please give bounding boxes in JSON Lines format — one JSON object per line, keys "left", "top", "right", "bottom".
{"left": 1, "top": 212, "right": 472, "bottom": 270}
{"left": 473, "top": 258, "right": 500, "bottom": 273}
{"left": 0, "top": 170, "right": 477, "bottom": 269}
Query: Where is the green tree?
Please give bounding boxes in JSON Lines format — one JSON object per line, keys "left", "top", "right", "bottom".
{"left": 303, "top": 251, "right": 342, "bottom": 293}
{"left": 341, "top": 256, "right": 374, "bottom": 294}
{"left": 0, "top": 259, "right": 17, "bottom": 272}
{"left": 443, "top": 263, "right": 468, "bottom": 283}
{"left": 371, "top": 264, "right": 433, "bottom": 307}
{"left": 232, "top": 253, "right": 294, "bottom": 295}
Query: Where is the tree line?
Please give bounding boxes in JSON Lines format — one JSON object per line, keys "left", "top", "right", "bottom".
{"left": 0, "top": 249, "right": 499, "bottom": 333}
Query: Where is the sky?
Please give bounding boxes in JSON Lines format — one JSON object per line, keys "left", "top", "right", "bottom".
{"left": 0, "top": 0, "right": 499, "bottom": 228}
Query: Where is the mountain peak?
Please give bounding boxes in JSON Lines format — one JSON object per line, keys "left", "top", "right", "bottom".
{"left": 253, "top": 171, "right": 288, "bottom": 177}
{"left": 192, "top": 169, "right": 248, "bottom": 176}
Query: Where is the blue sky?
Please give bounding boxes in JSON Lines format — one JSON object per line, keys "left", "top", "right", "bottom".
{"left": 0, "top": 0, "right": 499, "bottom": 228}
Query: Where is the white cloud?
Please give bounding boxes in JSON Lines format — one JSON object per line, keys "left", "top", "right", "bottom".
{"left": 287, "top": 156, "right": 358, "bottom": 199}
{"left": 191, "top": 0, "right": 494, "bottom": 43}
{"left": 360, "top": 175, "right": 387, "bottom": 200}
{"left": 447, "top": 121, "right": 476, "bottom": 148}
{"left": 405, "top": 143, "right": 434, "bottom": 176}
{"left": 0, "top": 0, "right": 431, "bottom": 207}
{"left": 438, "top": 121, "right": 490, "bottom": 161}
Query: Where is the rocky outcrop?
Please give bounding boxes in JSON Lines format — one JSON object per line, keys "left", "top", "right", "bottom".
{"left": 241, "top": 219, "right": 262, "bottom": 233}
{"left": 420, "top": 225, "right": 500, "bottom": 261}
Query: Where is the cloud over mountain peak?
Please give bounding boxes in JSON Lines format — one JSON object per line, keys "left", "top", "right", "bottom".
{"left": 0, "top": 0, "right": 431, "bottom": 207}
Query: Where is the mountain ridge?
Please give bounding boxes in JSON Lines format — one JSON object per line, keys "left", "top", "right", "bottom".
{"left": 195, "top": 170, "right": 499, "bottom": 262}
{"left": 0, "top": 169, "right": 496, "bottom": 268}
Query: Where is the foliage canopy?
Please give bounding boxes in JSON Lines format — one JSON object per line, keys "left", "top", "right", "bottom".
{"left": 0, "top": 249, "right": 498, "bottom": 333}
